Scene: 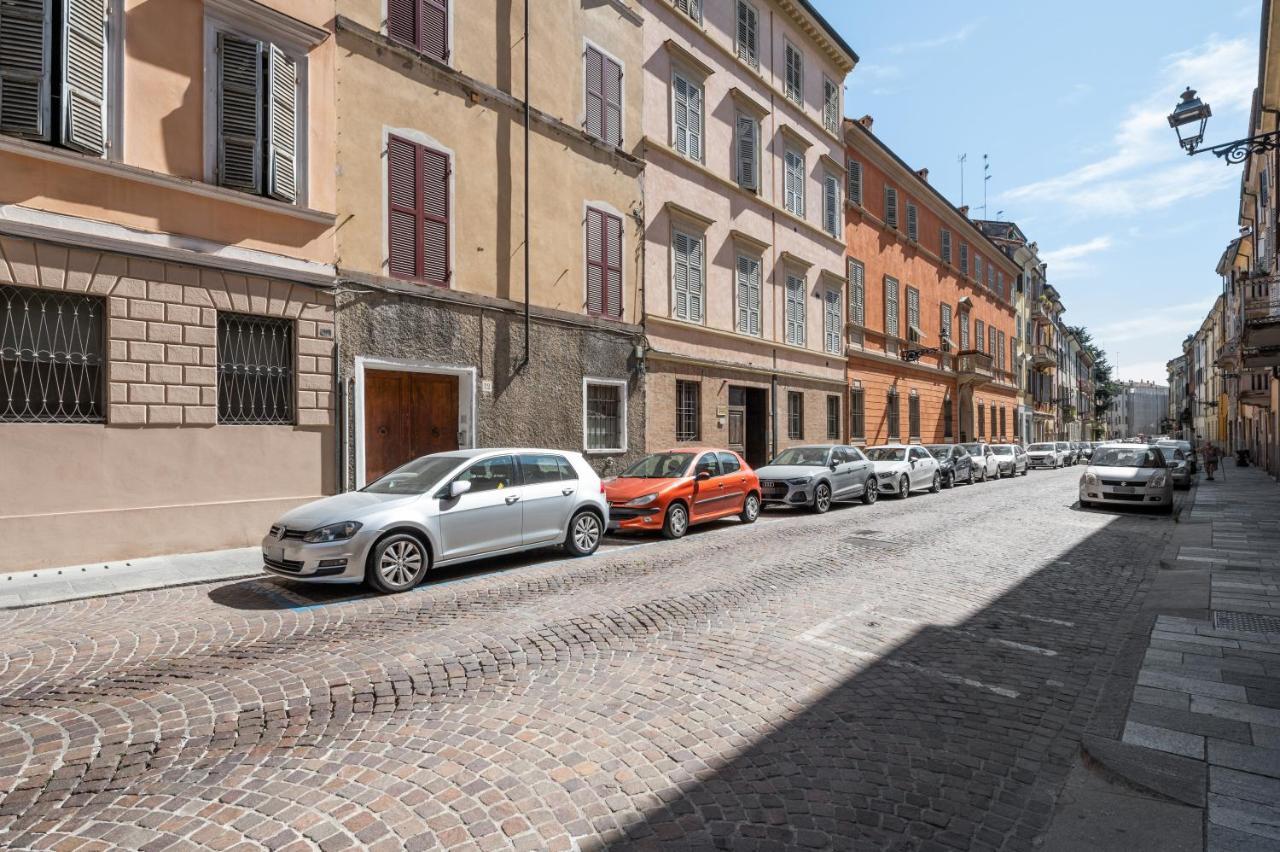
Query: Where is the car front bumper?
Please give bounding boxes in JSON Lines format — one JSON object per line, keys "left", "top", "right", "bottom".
{"left": 758, "top": 480, "right": 813, "bottom": 507}
{"left": 1027, "top": 456, "right": 1054, "bottom": 467}
{"left": 607, "top": 505, "right": 662, "bottom": 531}
{"left": 260, "top": 530, "right": 376, "bottom": 583}
{"left": 1079, "top": 484, "right": 1172, "bottom": 507}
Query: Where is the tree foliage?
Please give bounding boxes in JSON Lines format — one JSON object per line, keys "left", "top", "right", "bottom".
{"left": 1067, "top": 325, "right": 1118, "bottom": 437}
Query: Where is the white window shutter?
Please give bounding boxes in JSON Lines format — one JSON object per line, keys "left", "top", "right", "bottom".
{"left": 217, "top": 32, "right": 263, "bottom": 194}
{"left": 672, "top": 75, "right": 688, "bottom": 155}
{"left": 906, "top": 203, "right": 918, "bottom": 241}
{"left": 265, "top": 44, "right": 298, "bottom": 203}
{"left": 736, "top": 1, "right": 757, "bottom": 67}
{"left": 749, "top": 258, "right": 761, "bottom": 335}
{"left": 884, "top": 276, "right": 899, "bottom": 338}
{"left": 686, "top": 80, "right": 702, "bottom": 160}
{"left": 603, "top": 56, "right": 622, "bottom": 146}
{"left": 0, "top": 0, "right": 52, "bottom": 140}
{"left": 673, "top": 231, "right": 689, "bottom": 320}
{"left": 736, "top": 255, "right": 750, "bottom": 332}
{"left": 736, "top": 114, "right": 756, "bottom": 190}
{"left": 824, "top": 173, "right": 838, "bottom": 235}
{"left": 848, "top": 259, "right": 864, "bottom": 325}
{"left": 60, "top": 0, "right": 107, "bottom": 155}
{"left": 687, "top": 234, "right": 704, "bottom": 321}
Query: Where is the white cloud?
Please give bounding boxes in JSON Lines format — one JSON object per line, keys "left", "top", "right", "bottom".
{"left": 1093, "top": 298, "right": 1217, "bottom": 345}
{"left": 1114, "top": 361, "right": 1174, "bottom": 384}
{"left": 1001, "top": 36, "right": 1255, "bottom": 218}
{"left": 1041, "top": 236, "right": 1113, "bottom": 278}
{"left": 886, "top": 22, "right": 980, "bottom": 55}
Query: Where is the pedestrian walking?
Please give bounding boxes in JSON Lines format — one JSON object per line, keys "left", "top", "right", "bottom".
{"left": 1203, "top": 441, "right": 1219, "bottom": 481}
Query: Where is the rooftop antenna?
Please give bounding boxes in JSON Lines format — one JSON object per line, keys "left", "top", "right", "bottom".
{"left": 982, "top": 154, "right": 991, "bottom": 218}
{"left": 996, "top": 209, "right": 1004, "bottom": 221}
{"left": 957, "top": 153, "right": 967, "bottom": 206}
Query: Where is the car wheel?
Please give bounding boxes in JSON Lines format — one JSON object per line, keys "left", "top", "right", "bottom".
{"left": 1021, "top": 467, "right": 1028, "bottom": 476}
{"left": 862, "top": 478, "right": 878, "bottom": 504}
{"left": 943, "top": 471, "right": 953, "bottom": 489}
{"left": 978, "top": 467, "right": 987, "bottom": 483}
{"left": 564, "top": 510, "right": 602, "bottom": 557}
{"left": 662, "top": 502, "right": 689, "bottom": 539}
{"left": 929, "top": 472, "right": 940, "bottom": 493}
{"left": 740, "top": 492, "right": 761, "bottom": 524}
{"left": 813, "top": 482, "right": 832, "bottom": 514}
{"left": 365, "top": 533, "right": 430, "bottom": 594}
{"left": 897, "top": 476, "right": 910, "bottom": 499}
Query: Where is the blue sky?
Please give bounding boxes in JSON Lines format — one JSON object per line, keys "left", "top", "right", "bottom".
{"left": 813, "top": 0, "right": 1262, "bottom": 383}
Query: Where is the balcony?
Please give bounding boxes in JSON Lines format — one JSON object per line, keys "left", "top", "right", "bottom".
{"left": 1033, "top": 401, "right": 1055, "bottom": 419}
{"left": 1077, "top": 377, "right": 1091, "bottom": 392}
{"left": 1243, "top": 293, "right": 1280, "bottom": 354}
{"left": 1031, "top": 299, "right": 1051, "bottom": 326}
{"left": 955, "top": 350, "right": 994, "bottom": 386}
{"left": 1030, "top": 343, "right": 1057, "bottom": 370}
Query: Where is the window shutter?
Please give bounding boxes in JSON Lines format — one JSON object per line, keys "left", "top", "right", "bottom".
{"left": 672, "top": 74, "right": 688, "bottom": 155}
{"left": 420, "top": 0, "right": 449, "bottom": 62}
{"left": 605, "top": 212, "right": 622, "bottom": 318}
{"left": 786, "top": 276, "right": 805, "bottom": 346}
{"left": 584, "top": 46, "right": 603, "bottom": 140}
{"left": 421, "top": 145, "right": 450, "bottom": 284}
{"left": 0, "top": 0, "right": 51, "bottom": 140}
{"left": 906, "top": 203, "right": 918, "bottom": 241}
{"left": 906, "top": 286, "right": 919, "bottom": 330}
{"left": 823, "top": 173, "right": 838, "bottom": 235}
{"left": 735, "top": 114, "right": 756, "bottom": 190}
{"left": 586, "top": 208, "right": 604, "bottom": 315}
{"left": 959, "top": 243, "right": 968, "bottom": 275}
{"left": 603, "top": 55, "right": 622, "bottom": 146}
{"left": 216, "top": 33, "right": 263, "bottom": 193}
{"left": 884, "top": 275, "right": 899, "bottom": 338}
{"left": 60, "top": 0, "right": 107, "bottom": 155}
{"left": 940, "top": 303, "right": 952, "bottom": 341}
{"left": 387, "top": 0, "right": 414, "bottom": 47}
{"left": 387, "top": 135, "right": 419, "bottom": 279}
{"left": 265, "top": 44, "right": 298, "bottom": 202}
{"left": 748, "top": 257, "right": 760, "bottom": 335}
{"left": 960, "top": 313, "right": 969, "bottom": 349}
{"left": 848, "top": 258, "right": 864, "bottom": 326}
{"left": 687, "top": 234, "right": 703, "bottom": 321}
{"left": 823, "top": 78, "right": 838, "bottom": 133}
{"left": 847, "top": 159, "right": 862, "bottom": 205}
{"left": 825, "top": 288, "right": 841, "bottom": 353}
{"left": 941, "top": 229, "right": 952, "bottom": 263}
{"left": 685, "top": 78, "right": 701, "bottom": 160}
{"left": 884, "top": 186, "right": 898, "bottom": 229}
{"left": 736, "top": 1, "right": 757, "bottom": 67}
{"left": 672, "top": 231, "right": 689, "bottom": 320}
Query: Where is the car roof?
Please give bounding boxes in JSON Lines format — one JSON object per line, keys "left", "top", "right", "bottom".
{"left": 449, "top": 448, "right": 583, "bottom": 459}
{"left": 659, "top": 447, "right": 735, "bottom": 454}
{"left": 1099, "top": 443, "right": 1152, "bottom": 449}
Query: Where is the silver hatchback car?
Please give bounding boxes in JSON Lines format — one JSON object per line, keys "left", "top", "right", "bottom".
{"left": 1079, "top": 443, "right": 1174, "bottom": 514}
{"left": 262, "top": 449, "right": 609, "bottom": 593}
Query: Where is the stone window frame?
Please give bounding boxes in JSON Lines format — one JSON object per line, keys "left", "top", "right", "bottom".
{"left": 582, "top": 376, "right": 628, "bottom": 454}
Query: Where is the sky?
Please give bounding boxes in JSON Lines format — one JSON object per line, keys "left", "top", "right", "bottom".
{"left": 812, "top": 0, "right": 1263, "bottom": 384}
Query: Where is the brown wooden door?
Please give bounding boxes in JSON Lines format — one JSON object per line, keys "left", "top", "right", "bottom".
{"left": 365, "top": 370, "right": 460, "bottom": 483}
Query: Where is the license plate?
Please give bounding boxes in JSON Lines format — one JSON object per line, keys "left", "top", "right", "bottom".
{"left": 1112, "top": 486, "right": 1134, "bottom": 494}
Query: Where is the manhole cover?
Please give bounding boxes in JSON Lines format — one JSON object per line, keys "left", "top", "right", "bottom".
{"left": 1213, "top": 610, "right": 1280, "bottom": 634}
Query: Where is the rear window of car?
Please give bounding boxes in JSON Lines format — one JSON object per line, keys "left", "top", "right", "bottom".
{"left": 519, "top": 453, "right": 570, "bottom": 485}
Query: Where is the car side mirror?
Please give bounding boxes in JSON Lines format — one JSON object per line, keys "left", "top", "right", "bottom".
{"left": 829, "top": 461, "right": 839, "bottom": 470}
{"left": 696, "top": 471, "right": 711, "bottom": 481}
{"left": 448, "top": 480, "right": 472, "bottom": 499}
{"left": 910, "top": 459, "right": 917, "bottom": 468}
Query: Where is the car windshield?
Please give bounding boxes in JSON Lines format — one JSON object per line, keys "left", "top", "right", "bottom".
{"left": 620, "top": 452, "right": 695, "bottom": 478}
{"left": 1028, "top": 443, "right": 1054, "bottom": 451}
{"left": 1092, "top": 447, "right": 1163, "bottom": 468}
{"left": 991, "top": 446, "right": 1013, "bottom": 455}
{"left": 960, "top": 443, "right": 982, "bottom": 455}
{"left": 925, "top": 446, "right": 951, "bottom": 458}
{"left": 770, "top": 447, "right": 830, "bottom": 466}
{"left": 865, "top": 447, "right": 906, "bottom": 462}
{"left": 363, "top": 455, "right": 466, "bottom": 495}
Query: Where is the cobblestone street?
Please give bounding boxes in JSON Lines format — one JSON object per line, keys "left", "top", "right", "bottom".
{"left": 0, "top": 468, "right": 1176, "bottom": 851}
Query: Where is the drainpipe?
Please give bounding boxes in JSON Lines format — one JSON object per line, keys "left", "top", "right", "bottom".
{"left": 770, "top": 371, "right": 778, "bottom": 458}
{"left": 520, "top": 0, "right": 531, "bottom": 370}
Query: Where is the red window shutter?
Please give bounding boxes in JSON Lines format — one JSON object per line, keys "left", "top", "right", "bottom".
{"left": 585, "top": 47, "right": 604, "bottom": 141}
{"left": 421, "top": 146, "right": 450, "bottom": 285}
{"left": 387, "top": 135, "right": 419, "bottom": 280}
{"left": 387, "top": 0, "right": 415, "bottom": 48}
{"left": 586, "top": 208, "right": 604, "bottom": 315}
{"left": 603, "top": 56, "right": 622, "bottom": 146}
{"left": 420, "top": 0, "right": 449, "bottom": 62}
{"left": 605, "top": 213, "right": 622, "bottom": 318}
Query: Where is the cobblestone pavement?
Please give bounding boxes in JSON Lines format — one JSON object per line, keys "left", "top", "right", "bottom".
{"left": 0, "top": 467, "right": 1174, "bottom": 851}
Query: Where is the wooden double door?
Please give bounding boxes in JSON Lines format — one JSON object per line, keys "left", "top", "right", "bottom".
{"left": 364, "top": 369, "right": 459, "bottom": 483}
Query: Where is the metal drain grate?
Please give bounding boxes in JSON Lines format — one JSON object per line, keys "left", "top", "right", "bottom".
{"left": 1213, "top": 610, "right": 1280, "bottom": 634}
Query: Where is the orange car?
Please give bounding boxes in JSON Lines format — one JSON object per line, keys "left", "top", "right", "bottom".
{"left": 604, "top": 448, "right": 761, "bottom": 539}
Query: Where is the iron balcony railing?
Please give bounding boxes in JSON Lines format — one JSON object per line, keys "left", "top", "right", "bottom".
{"left": 1244, "top": 294, "right": 1280, "bottom": 322}
{"left": 955, "top": 350, "right": 994, "bottom": 386}
{"left": 1031, "top": 343, "right": 1057, "bottom": 369}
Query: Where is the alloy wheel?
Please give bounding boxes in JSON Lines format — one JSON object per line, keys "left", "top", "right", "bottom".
{"left": 814, "top": 483, "right": 832, "bottom": 513}
{"left": 863, "top": 479, "right": 878, "bottom": 504}
{"left": 379, "top": 539, "right": 424, "bottom": 588}
{"left": 898, "top": 477, "right": 909, "bottom": 499}
{"left": 741, "top": 493, "right": 760, "bottom": 523}
{"left": 572, "top": 512, "right": 601, "bottom": 553}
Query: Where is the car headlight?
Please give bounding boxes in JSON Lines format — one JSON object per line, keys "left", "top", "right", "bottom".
{"left": 1084, "top": 473, "right": 1098, "bottom": 485}
{"left": 1148, "top": 473, "right": 1168, "bottom": 488}
{"left": 302, "top": 521, "right": 363, "bottom": 543}
{"left": 787, "top": 477, "right": 810, "bottom": 485}
{"left": 877, "top": 471, "right": 896, "bottom": 479}
{"left": 626, "top": 494, "right": 659, "bottom": 507}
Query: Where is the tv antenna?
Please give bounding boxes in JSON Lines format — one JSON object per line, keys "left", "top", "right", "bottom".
{"left": 982, "top": 154, "right": 991, "bottom": 218}
{"left": 957, "top": 153, "right": 967, "bottom": 206}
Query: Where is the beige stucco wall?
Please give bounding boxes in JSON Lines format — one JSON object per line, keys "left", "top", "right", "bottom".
{"left": 334, "top": 0, "right": 644, "bottom": 321}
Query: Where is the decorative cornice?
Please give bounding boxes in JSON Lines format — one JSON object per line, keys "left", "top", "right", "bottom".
{"left": 663, "top": 200, "right": 715, "bottom": 230}
{"left": 729, "top": 86, "right": 770, "bottom": 118}
{"left": 729, "top": 228, "right": 770, "bottom": 254}
{"left": 663, "top": 38, "right": 716, "bottom": 79}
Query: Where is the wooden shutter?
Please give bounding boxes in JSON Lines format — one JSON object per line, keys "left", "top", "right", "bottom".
{"left": 674, "top": 73, "right": 701, "bottom": 159}
{"left": 786, "top": 276, "right": 805, "bottom": 345}
{"left": 824, "top": 173, "right": 838, "bottom": 234}
{"left": 685, "top": 77, "right": 701, "bottom": 160}
{"left": 687, "top": 233, "right": 703, "bottom": 321}
{"left": 906, "top": 203, "right": 918, "bottom": 241}
{"left": 960, "top": 243, "right": 968, "bottom": 274}
{"left": 584, "top": 45, "right": 603, "bottom": 140}
{"left": 941, "top": 229, "right": 952, "bottom": 263}
{"left": 884, "top": 186, "right": 898, "bottom": 229}
{"left": 906, "top": 286, "right": 920, "bottom": 331}
{"left": 387, "top": 0, "right": 414, "bottom": 47}
{"left": 420, "top": 0, "right": 449, "bottom": 62}
{"left": 604, "top": 212, "right": 622, "bottom": 318}
{"left": 960, "top": 313, "right": 969, "bottom": 349}
{"left": 940, "top": 303, "right": 952, "bottom": 340}
{"left": 735, "top": 114, "right": 756, "bottom": 190}
{"left": 825, "top": 288, "right": 841, "bottom": 353}
{"left": 265, "top": 44, "right": 298, "bottom": 202}
{"left": 975, "top": 255, "right": 983, "bottom": 282}
{"left": 602, "top": 54, "right": 621, "bottom": 146}
{"left": 421, "top": 145, "right": 450, "bottom": 284}
{"left": 847, "top": 159, "right": 862, "bottom": 205}
{"left": 60, "top": 0, "right": 106, "bottom": 155}
{"left": 672, "top": 231, "right": 689, "bottom": 319}
{"left": 785, "top": 43, "right": 801, "bottom": 102}
{"left": 587, "top": 207, "right": 622, "bottom": 319}
{"left": 736, "top": 255, "right": 760, "bottom": 335}
{"left": 747, "top": 256, "right": 760, "bottom": 335}
{"left": 848, "top": 258, "right": 864, "bottom": 325}
{"left": 823, "top": 77, "right": 838, "bottom": 132}
{"left": 884, "top": 275, "right": 899, "bottom": 338}
{"left": 975, "top": 319, "right": 985, "bottom": 352}
{"left": 216, "top": 32, "right": 263, "bottom": 193}
{"left": 586, "top": 207, "right": 604, "bottom": 315}
{"left": 735, "top": 1, "right": 757, "bottom": 66}
{"left": 387, "top": 135, "right": 419, "bottom": 279}
{"left": 0, "top": 0, "right": 51, "bottom": 139}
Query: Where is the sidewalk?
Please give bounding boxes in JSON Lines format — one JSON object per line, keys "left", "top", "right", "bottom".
{"left": 0, "top": 547, "right": 263, "bottom": 609}
{"left": 1072, "top": 466, "right": 1280, "bottom": 851}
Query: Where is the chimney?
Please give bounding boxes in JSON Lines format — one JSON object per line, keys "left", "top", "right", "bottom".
{"left": 858, "top": 114, "right": 874, "bottom": 130}
{"left": 916, "top": 168, "right": 929, "bottom": 183}
{"left": 958, "top": 205, "right": 970, "bottom": 218}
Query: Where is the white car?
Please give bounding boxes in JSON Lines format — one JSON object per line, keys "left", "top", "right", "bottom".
{"left": 990, "top": 444, "right": 1028, "bottom": 477}
{"left": 1026, "top": 442, "right": 1064, "bottom": 469}
{"left": 1079, "top": 443, "right": 1174, "bottom": 514}
{"left": 959, "top": 442, "right": 1000, "bottom": 482}
{"left": 864, "top": 444, "right": 941, "bottom": 499}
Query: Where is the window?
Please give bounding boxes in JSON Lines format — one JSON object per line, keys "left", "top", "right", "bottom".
{"left": 388, "top": 0, "right": 449, "bottom": 62}
{"left": 847, "top": 258, "right": 865, "bottom": 326}
{"left": 939, "top": 303, "right": 953, "bottom": 348}
{"left": 584, "top": 45, "right": 622, "bottom": 146}
{"left": 734, "top": 1, "right": 758, "bottom": 67}
{"left": 387, "top": 135, "right": 450, "bottom": 284}
{"left": 1, "top": 0, "right": 111, "bottom": 157}
{"left": 674, "top": 0, "right": 701, "bottom": 22}
{"left": 999, "top": 405, "right": 1006, "bottom": 438}
{"left": 784, "top": 41, "right": 802, "bottom": 104}
{"left": 672, "top": 71, "right": 703, "bottom": 161}
{"left": 719, "top": 451, "right": 741, "bottom": 474}
{"left": 736, "top": 254, "right": 761, "bottom": 336}
{"left": 974, "top": 319, "right": 985, "bottom": 353}
{"left": 519, "top": 453, "right": 572, "bottom": 485}
{"left": 977, "top": 402, "right": 985, "bottom": 437}
{"left": 456, "top": 455, "right": 516, "bottom": 493}
{"left": 0, "top": 287, "right": 103, "bottom": 423}
{"left": 785, "top": 274, "right": 806, "bottom": 346}
{"left": 997, "top": 330, "right": 1006, "bottom": 370}
{"left": 941, "top": 229, "right": 952, "bottom": 263}
{"left": 886, "top": 388, "right": 900, "bottom": 440}
{"left": 884, "top": 275, "right": 899, "bottom": 338}
{"left": 823, "top": 76, "right": 839, "bottom": 134}
{"left": 884, "top": 186, "right": 898, "bottom": 229}
{"left": 675, "top": 379, "right": 700, "bottom": 441}
{"left": 735, "top": 113, "right": 758, "bottom": 191}
{"left": 847, "top": 159, "right": 863, "bottom": 205}
{"left": 974, "top": 255, "right": 983, "bottom": 283}
{"left": 824, "top": 286, "right": 842, "bottom": 354}
{"left": 784, "top": 148, "right": 805, "bottom": 216}
{"left": 959, "top": 243, "right": 969, "bottom": 275}
{"left": 988, "top": 325, "right": 997, "bottom": 359}
{"left": 216, "top": 312, "right": 294, "bottom": 425}
{"left": 989, "top": 403, "right": 997, "bottom": 437}
{"left": 908, "top": 392, "right": 920, "bottom": 440}
{"left": 959, "top": 312, "right": 970, "bottom": 349}
{"left": 672, "top": 228, "right": 704, "bottom": 322}
{"left": 995, "top": 270, "right": 1004, "bottom": 299}
{"left": 826, "top": 395, "right": 841, "bottom": 440}
{"left": 695, "top": 452, "right": 720, "bottom": 477}
{"left": 905, "top": 286, "right": 920, "bottom": 342}
{"left": 787, "top": 390, "right": 803, "bottom": 439}
{"left": 586, "top": 207, "right": 623, "bottom": 319}
{"left": 987, "top": 263, "right": 995, "bottom": 291}
{"left": 823, "top": 171, "right": 840, "bottom": 236}
{"left": 906, "top": 203, "right": 918, "bottom": 241}
{"left": 943, "top": 395, "right": 953, "bottom": 439}
{"left": 584, "top": 379, "right": 625, "bottom": 452}
{"left": 850, "top": 386, "right": 865, "bottom": 440}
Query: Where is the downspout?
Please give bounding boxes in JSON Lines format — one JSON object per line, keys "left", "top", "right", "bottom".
{"left": 520, "top": 0, "right": 531, "bottom": 370}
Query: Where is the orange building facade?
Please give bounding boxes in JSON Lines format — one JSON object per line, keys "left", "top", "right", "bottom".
{"left": 841, "top": 117, "right": 1020, "bottom": 446}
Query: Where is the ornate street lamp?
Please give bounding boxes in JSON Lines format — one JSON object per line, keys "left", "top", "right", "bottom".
{"left": 1168, "top": 86, "right": 1280, "bottom": 163}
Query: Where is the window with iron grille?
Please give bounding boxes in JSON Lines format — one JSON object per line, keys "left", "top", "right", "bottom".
{"left": 826, "top": 394, "right": 840, "bottom": 440}
{"left": 943, "top": 395, "right": 953, "bottom": 439}
{"left": 388, "top": 0, "right": 449, "bottom": 62}
{"left": 216, "top": 312, "right": 294, "bottom": 424}
{"left": 675, "top": 379, "right": 700, "bottom": 441}
{"left": 849, "top": 386, "right": 865, "bottom": 440}
{"left": 1, "top": 286, "right": 104, "bottom": 423}
{"left": 787, "top": 390, "right": 803, "bottom": 439}
{"left": 886, "top": 388, "right": 900, "bottom": 440}
{"left": 908, "top": 392, "right": 920, "bottom": 440}
{"left": 584, "top": 380, "right": 625, "bottom": 451}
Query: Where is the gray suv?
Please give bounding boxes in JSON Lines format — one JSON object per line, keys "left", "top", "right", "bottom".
{"left": 756, "top": 445, "right": 877, "bottom": 513}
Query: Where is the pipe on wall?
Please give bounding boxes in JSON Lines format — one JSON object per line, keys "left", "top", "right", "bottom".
{"left": 520, "top": 0, "right": 531, "bottom": 370}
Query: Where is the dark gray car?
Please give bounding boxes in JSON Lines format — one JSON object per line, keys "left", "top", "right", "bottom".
{"left": 924, "top": 444, "right": 975, "bottom": 488}
{"left": 756, "top": 445, "right": 877, "bottom": 513}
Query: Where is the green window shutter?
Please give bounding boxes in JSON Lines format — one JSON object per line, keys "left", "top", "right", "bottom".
{"left": 847, "top": 258, "right": 864, "bottom": 325}
{"left": 216, "top": 32, "right": 263, "bottom": 193}
{"left": 0, "top": 0, "right": 52, "bottom": 140}
{"left": 265, "top": 44, "right": 298, "bottom": 202}
{"left": 60, "top": 0, "right": 107, "bottom": 155}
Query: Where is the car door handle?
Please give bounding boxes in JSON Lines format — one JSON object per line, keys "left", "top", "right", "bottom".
{"left": 505, "top": 495, "right": 520, "bottom": 504}
{"left": 561, "top": 487, "right": 575, "bottom": 496}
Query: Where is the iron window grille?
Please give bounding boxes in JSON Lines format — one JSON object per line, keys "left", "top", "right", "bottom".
{"left": 675, "top": 379, "right": 700, "bottom": 441}
{"left": 216, "top": 312, "right": 294, "bottom": 424}
{"left": 787, "top": 391, "right": 804, "bottom": 439}
{"left": 1, "top": 286, "right": 104, "bottom": 423}
{"left": 585, "top": 382, "right": 623, "bottom": 451}
{"left": 826, "top": 394, "right": 840, "bottom": 440}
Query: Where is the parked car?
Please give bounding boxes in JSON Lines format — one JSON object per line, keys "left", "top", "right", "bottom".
{"left": 1079, "top": 442, "right": 1096, "bottom": 461}
{"left": 604, "top": 449, "right": 760, "bottom": 539}
{"left": 1057, "top": 441, "right": 1077, "bottom": 465}
{"left": 865, "top": 444, "right": 941, "bottom": 498}
{"left": 1156, "top": 439, "right": 1197, "bottom": 474}
{"left": 1079, "top": 443, "right": 1174, "bottom": 514}
{"left": 960, "top": 442, "right": 1000, "bottom": 482}
{"left": 991, "top": 444, "right": 1028, "bottom": 477}
{"left": 924, "top": 444, "right": 976, "bottom": 488}
{"left": 755, "top": 444, "right": 877, "bottom": 512}
{"left": 1025, "top": 442, "right": 1062, "bottom": 469}
{"left": 262, "top": 449, "right": 608, "bottom": 594}
{"left": 1155, "top": 445, "right": 1193, "bottom": 490}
